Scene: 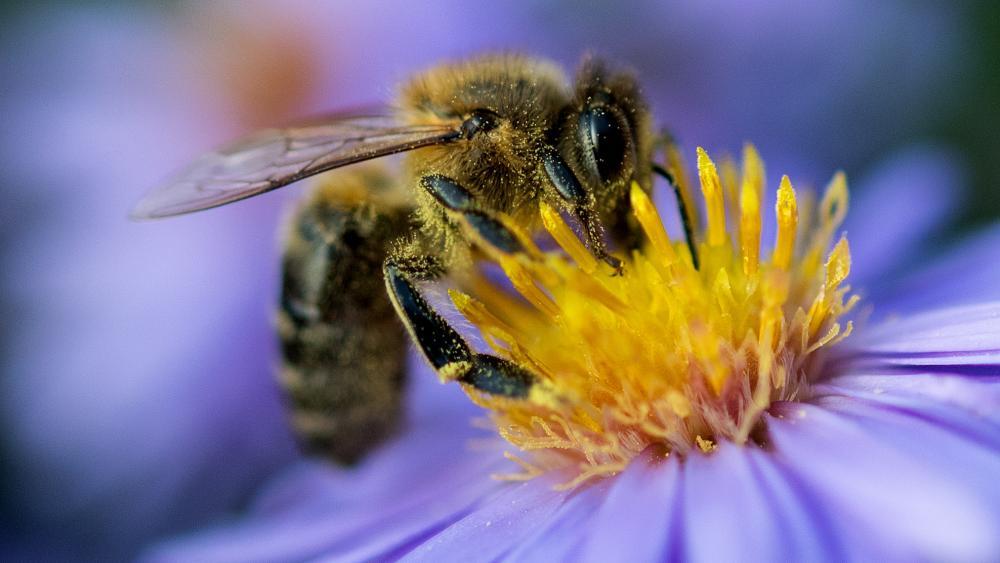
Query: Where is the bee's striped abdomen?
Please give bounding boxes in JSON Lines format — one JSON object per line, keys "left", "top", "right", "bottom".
{"left": 277, "top": 168, "right": 412, "bottom": 463}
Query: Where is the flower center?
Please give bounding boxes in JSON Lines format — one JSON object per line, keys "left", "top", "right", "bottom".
{"left": 450, "top": 144, "right": 858, "bottom": 488}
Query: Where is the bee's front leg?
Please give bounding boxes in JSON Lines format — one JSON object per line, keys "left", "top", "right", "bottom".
{"left": 540, "top": 146, "right": 623, "bottom": 275}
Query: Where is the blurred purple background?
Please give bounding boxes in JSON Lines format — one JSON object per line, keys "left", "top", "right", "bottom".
{"left": 1, "top": 1, "right": 996, "bottom": 559}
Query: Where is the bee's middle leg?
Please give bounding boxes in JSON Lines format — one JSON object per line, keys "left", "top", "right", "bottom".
{"left": 384, "top": 173, "right": 537, "bottom": 397}
{"left": 382, "top": 255, "right": 535, "bottom": 398}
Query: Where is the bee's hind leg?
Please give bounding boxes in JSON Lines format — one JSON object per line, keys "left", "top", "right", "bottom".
{"left": 383, "top": 255, "right": 536, "bottom": 398}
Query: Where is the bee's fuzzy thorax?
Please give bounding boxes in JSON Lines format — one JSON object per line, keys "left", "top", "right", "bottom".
{"left": 396, "top": 55, "right": 568, "bottom": 266}
{"left": 395, "top": 54, "right": 656, "bottom": 270}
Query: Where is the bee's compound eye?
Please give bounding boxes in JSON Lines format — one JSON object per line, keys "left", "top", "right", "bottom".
{"left": 460, "top": 109, "right": 500, "bottom": 140}
{"left": 578, "top": 105, "right": 630, "bottom": 184}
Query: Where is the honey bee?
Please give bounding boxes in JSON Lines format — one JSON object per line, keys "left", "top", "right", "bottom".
{"left": 134, "top": 54, "right": 695, "bottom": 463}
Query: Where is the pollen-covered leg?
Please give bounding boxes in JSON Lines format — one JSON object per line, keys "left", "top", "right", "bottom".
{"left": 541, "top": 147, "right": 624, "bottom": 274}
{"left": 384, "top": 259, "right": 470, "bottom": 372}
{"left": 383, "top": 258, "right": 536, "bottom": 398}
{"left": 463, "top": 354, "right": 534, "bottom": 398}
{"left": 418, "top": 173, "right": 539, "bottom": 262}
{"left": 575, "top": 205, "right": 624, "bottom": 275}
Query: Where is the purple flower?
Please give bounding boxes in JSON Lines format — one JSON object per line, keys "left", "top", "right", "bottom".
{"left": 0, "top": 2, "right": 980, "bottom": 560}
{"left": 142, "top": 144, "right": 999, "bottom": 562}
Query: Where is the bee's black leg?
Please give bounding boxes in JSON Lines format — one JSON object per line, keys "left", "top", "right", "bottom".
{"left": 383, "top": 258, "right": 535, "bottom": 398}
{"left": 575, "top": 204, "right": 623, "bottom": 275}
{"left": 384, "top": 258, "right": 469, "bottom": 371}
{"left": 652, "top": 163, "right": 699, "bottom": 270}
{"left": 422, "top": 168, "right": 621, "bottom": 274}
{"left": 419, "top": 174, "right": 533, "bottom": 257}
{"left": 540, "top": 147, "right": 623, "bottom": 274}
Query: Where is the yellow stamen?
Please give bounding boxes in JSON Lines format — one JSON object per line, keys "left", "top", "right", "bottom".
{"left": 697, "top": 147, "right": 727, "bottom": 247}
{"left": 630, "top": 181, "right": 678, "bottom": 267}
{"left": 665, "top": 142, "right": 699, "bottom": 233}
{"left": 739, "top": 143, "right": 765, "bottom": 277}
{"left": 446, "top": 144, "right": 857, "bottom": 487}
{"left": 773, "top": 175, "right": 798, "bottom": 270}
{"left": 739, "top": 176, "right": 761, "bottom": 277}
{"left": 742, "top": 143, "right": 765, "bottom": 200}
{"left": 499, "top": 257, "right": 560, "bottom": 319}
{"left": 720, "top": 155, "right": 740, "bottom": 228}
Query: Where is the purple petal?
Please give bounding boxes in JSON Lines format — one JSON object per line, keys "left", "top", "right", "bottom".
{"left": 873, "top": 224, "right": 1000, "bottom": 314}
{"left": 399, "top": 479, "right": 570, "bottom": 563}
{"left": 840, "top": 302, "right": 1000, "bottom": 371}
{"left": 144, "top": 447, "right": 503, "bottom": 562}
{"left": 500, "top": 481, "right": 611, "bottom": 562}
{"left": 842, "top": 145, "right": 964, "bottom": 290}
{"left": 679, "top": 444, "right": 841, "bottom": 562}
{"left": 580, "top": 456, "right": 683, "bottom": 562}
{"left": 768, "top": 402, "right": 1000, "bottom": 561}
{"left": 144, "top": 366, "right": 501, "bottom": 562}
{"left": 815, "top": 372, "right": 1000, "bottom": 444}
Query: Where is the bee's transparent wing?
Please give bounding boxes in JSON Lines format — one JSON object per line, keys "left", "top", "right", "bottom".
{"left": 132, "top": 115, "right": 461, "bottom": 219}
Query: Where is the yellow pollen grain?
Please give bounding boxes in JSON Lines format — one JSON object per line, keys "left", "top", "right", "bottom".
{"left": 695, "top": 436, "right": 717, "bottom": 453}
{"left": 697, "top": 147, "right": 728, "bottom": 247}
{"left": 773, "top": 175, "right": 798, "bottom": 270}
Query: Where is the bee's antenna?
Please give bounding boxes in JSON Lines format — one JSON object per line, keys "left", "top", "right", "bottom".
{"left": 651, "top": 163, "right": 699, "bottom": 270}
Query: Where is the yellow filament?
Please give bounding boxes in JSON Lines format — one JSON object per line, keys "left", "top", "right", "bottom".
{"left": 449, "top": 289, "right": 518, "bottom": 346}
{"left": 820, "top": 172, "right": 849, "bottom": 233}
{"left": 742, "top": 143, "right": 765, "bottom": 200}
{"left": 499, "top": 257, "right": 560, "bottom": 319}
{"left": 720, "top": 156, "right": 740, "bottom": 227}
